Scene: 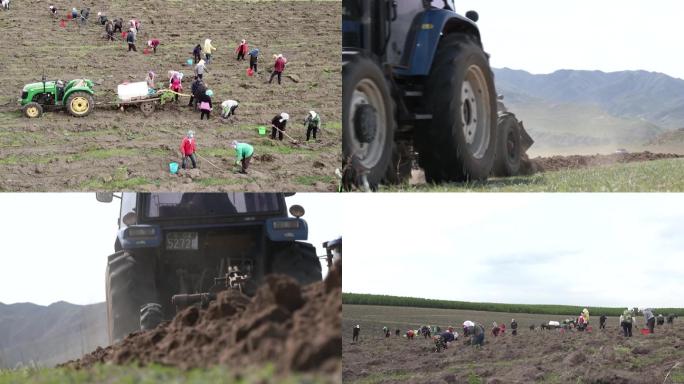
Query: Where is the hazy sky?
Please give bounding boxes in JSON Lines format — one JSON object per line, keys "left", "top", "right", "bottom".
{"left": 0, "top": 193, "right": 340, "bottom": 306}
{"left": 343, "top": 194, "right": 684, "bottom": 308}
{"left": 455, "top": 0, "right": 684, "bottom": 79}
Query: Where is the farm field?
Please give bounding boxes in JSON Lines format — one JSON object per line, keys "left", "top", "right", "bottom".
{"left": 0, "top": 0, "right": 340, "bottom": 191}
{"left": 343, "top": 304, "right": 684, "bottom": 384}
{"left": 390, "top": 157, "right": 684, "bottom": 192}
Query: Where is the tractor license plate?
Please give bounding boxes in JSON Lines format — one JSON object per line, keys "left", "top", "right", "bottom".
{"left": 166, "top": 232, "right": 198, "bottom": 250}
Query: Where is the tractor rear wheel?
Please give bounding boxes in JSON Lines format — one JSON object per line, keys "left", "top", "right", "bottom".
{"left": 23, "top": 102, "right": 43, "bottom": 118}
{"left": 343, "top": 55, "right": 395, "bottom": 188}
{"left": 493, "top": 113, "right": 522, "bottom": 177}
{"left": 105, "top": 251, "right": 157, "bottom": 344}
{"left": 421, "top": 34, "right": 497, "bottom": 182}
{"left": 140, "top": 101, "right": 155, "bottom": 116}
{"left": 66, "top": 91, "right": 94, "bottom": 117}
{"left": 271, "top": 242, "right": 322, "bottom": 285}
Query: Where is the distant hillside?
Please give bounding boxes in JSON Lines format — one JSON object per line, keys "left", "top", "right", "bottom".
{"left": 494, "top": 68, "right": 684, "bottom": 130}
{"left": 493, "top": 68, "right": 684, "bottom": 149}
{"left": 0, "top": 301, "right": 107, "bottom": 369}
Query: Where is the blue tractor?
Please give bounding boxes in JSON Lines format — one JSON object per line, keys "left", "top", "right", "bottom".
{"left": 96, "top": 192, "right": 321, "bottom": 343}
{"left": 343, "top": 0, "right": 530, "bottom": 186}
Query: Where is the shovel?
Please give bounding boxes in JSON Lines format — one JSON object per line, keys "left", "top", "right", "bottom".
{"left": 271, "top": 125, "right": 299, "bottom": 145}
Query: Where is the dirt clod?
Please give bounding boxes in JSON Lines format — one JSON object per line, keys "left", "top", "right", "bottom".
{"left": 530, "top": 152, "right": 682, "bottom": 173}
{"left": 64, "top": 261, "right": 341, "bottom": 377}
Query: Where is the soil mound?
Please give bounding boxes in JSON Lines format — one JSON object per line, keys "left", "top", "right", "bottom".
{"left": 64, "top": 261, "right": 341, "bottom": 375}
{"left": 531, "top": 151, "right": 682, "bottom": 173}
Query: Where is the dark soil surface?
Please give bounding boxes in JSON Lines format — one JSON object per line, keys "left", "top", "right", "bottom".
{"left": 530, "top": 152, "right": 683, "bottom": 173}
{"left": 343, "top": 305, "right": 684, "bottom": 383}
{"left": 64, "top": 261, "right": 341, "bottom": 380}
{"left": 0, "top": 0, "right": 340, "bottom": 191}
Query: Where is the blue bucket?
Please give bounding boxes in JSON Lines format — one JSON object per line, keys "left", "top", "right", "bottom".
{"left": 169, "top": 162, "right": 179, "bottom": 174}
{"left": 186, "top": 59, "right": 193, "bottom": 65}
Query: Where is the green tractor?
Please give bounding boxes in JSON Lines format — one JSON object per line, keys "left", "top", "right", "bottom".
{"left": 18, "top": 76, "right": 95, "bottom": 118}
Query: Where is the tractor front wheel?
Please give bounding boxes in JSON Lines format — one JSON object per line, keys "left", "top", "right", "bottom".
{"left": 23, "top": 102, "right": 43, "bottom": 118}
{"left": 105, "top": 251, "right": 157, "bottom": 344}
{"left": 66, "top": 91, "right": 94, "bottom": 117}
{"left": 342, "top": 55, "right": 395, "bottom": 188}
{"left": 421, "top": 34, "right": 497, "bottom": 183}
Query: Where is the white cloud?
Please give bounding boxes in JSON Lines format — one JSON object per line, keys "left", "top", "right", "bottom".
{"left": 456, "top": 0, "right": 684, "bottom": 79}
{"left": 343, "top": 194, "right": 684, "bottom": 308}
{"left": 0, "top": 193, "right": 340, "bottom": 306}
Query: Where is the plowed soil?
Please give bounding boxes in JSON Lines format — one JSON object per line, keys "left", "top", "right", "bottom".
{"left": 0, "top": 0, "right": 340, "bottom": 191}
{"left": 530, "top": 151, "right": 683, "bottom": 173}
{"left": 343, "top": 305, "right": 684, "bottom": 384}
{"left": 64, "top": 261, "right": 341, "bottom": 381}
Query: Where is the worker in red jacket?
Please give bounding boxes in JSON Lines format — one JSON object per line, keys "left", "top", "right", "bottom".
{"left": 180, "top": 130, "right": 197, "bottom": 169}
{"left": 147, "top": 39, "right": 160, "bottom": 54}
{"left": 235, "top": 39, "right": 248, "bottom": 61}
{"left": 269, "top": 54, "right": 287, "bottom": 85}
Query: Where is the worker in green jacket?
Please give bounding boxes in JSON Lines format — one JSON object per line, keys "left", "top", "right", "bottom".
{"left": 232, "top": 140, "right": 253, "bottom": 174}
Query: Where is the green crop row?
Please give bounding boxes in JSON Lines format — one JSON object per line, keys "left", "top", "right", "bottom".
{"left": 343, "top": 293, "right": 684, "bottom": 317}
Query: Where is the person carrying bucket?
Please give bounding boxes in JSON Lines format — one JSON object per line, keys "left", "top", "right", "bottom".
{"left": 304, "top": 110, "right": 321, "bottom": 141}
{"left": 271, "top": 112, "right": 289, "bottom": 141}
{"left": 203, "top": 39, "right": 216, "bottom": 63}
{"left": 71, "top": 7, "right": 78, "bottom": 20}
{"left": 248, "top": 48, "right": 259, "bottom": 74}
{"left": 235, "top": 39, "right": 249, "bottom": 61}
{"left": 231, "top": 140, "right": 253, "bottom": 174}
{"left": 180, "top": 131, "right": 197, "bottom": 169}
{"left": 221, "top": 100, "right": 239, "bottom": 119}
{"left": 199, "top": 90, "right": 213, "bottom": 120}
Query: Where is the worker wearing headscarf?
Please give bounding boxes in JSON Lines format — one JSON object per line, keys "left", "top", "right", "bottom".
{"left": 235, "top": 39, "right": 249, "bottom": 60}
{"left": 203, "top": 39, "right": 216, "bottom": 63}
{"left": 231, "top": 140, "right": 253, "bottom": 174}
{"left": 180, "top": 130, "right": 197, "bottom": 169}
{"left": 304, "top": 110, "right": 321, "bottom": 141}
{"left": 270, "top": 112, "right": 289, "bottom": 141}
{"left": 269, "top": 54, "right": 287, "bottom": 85}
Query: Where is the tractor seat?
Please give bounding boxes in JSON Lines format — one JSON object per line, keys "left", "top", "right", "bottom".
{"left": 56, "top": 81, "right": 65, "bottom": 101}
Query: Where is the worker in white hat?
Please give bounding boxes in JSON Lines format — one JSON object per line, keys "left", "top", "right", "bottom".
{"left": 270, "top": 112, "right": 289, "bottom": 141}
{"left": 304, "top": 110, "right": 321, "bottom": 141}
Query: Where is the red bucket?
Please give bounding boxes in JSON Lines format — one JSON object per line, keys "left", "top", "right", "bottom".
{"left": 122, "top": 31, "right": 127, "bottom": 39}
{"left": 143, "top": 48, "right": 150, "bottom": 55}
{"left": 640, "top": 328, "right": 650, "bottom": 335}
{"left": 59, "top": 20, "right": 66, "bottom": 27}
{"left": 246, "top": 68, "right": 254, "bottom": 77}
